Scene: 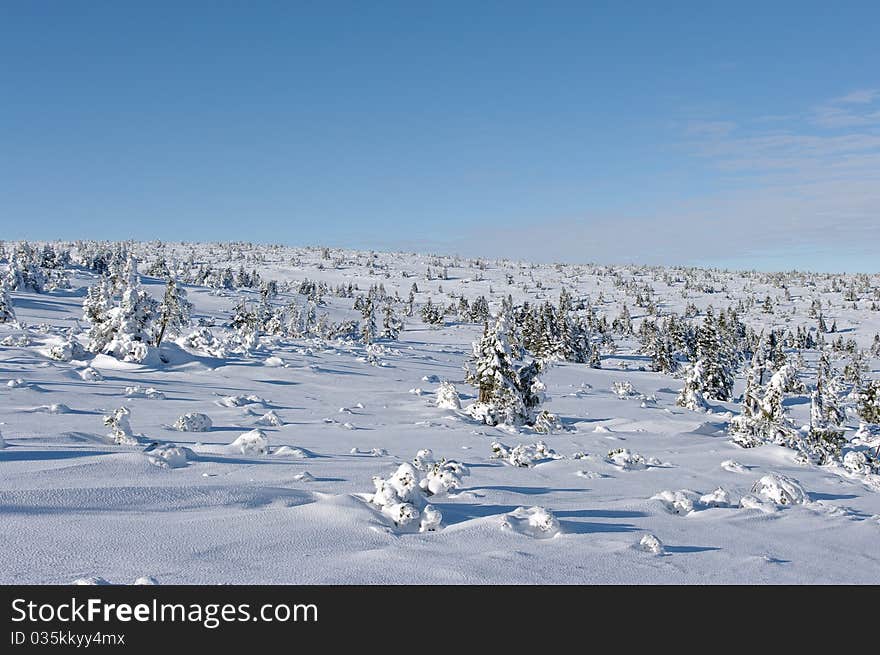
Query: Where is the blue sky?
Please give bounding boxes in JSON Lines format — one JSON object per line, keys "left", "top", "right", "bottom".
{"left": 1, "top": 1, "right": 878, "bottom": 271}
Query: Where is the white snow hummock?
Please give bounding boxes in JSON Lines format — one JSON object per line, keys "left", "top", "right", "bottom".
{"left": 638, "top": 533, "right": 665, "bottom": 555}
{"left": 501, "top": 506, "right": 561, "bottom": 539}
{"left": 748, "top": 473, "right": 808, "bottom": 507}
{"left": 229, "top": 429, "right": 270, "bottom": 456}
{"left": 173, "top": 412, "right": 213, "bottom": 432}
{"left": 144, "top": 443, "right": 191, "bottom": 469}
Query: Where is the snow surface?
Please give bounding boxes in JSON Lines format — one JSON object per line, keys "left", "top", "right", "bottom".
{"left": 1, "top": 242, "right": 879, "bottom": 584}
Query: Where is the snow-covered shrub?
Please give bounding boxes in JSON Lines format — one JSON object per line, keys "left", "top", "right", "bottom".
{"left": 638, "top": 534, "right": 665, "bottom": 555}
{"left": 229, "top": 429, "right": 269, "bottom": 455}
{"left": 612, "top": 380, "right": 637, "bottom": 399}
{"left": 217, "top": 394, "right": 268, "bottom": 408}
{"left": 501, "top": 506, "right": 560, "bottom": 539}
{"left": 7, "top": 378, "right": 26, "bottom": 388}
{"left": 606, "top": 448, "right": 661, "bottom": 470}
{"left": 125, "top": 385, "right": 165, "bottom": 399}
{"left": 144, "top": 443, "right": 190, "bottom": 469}
{"left": 369, "top": 463, "right": 437, "bottom": 532}
{"left": 652, "top": 489, "right": 699, "bottom": 515}
{"left": 842, "top": 450, "right": 879, "bottom": 475}
{"left": 676, "top": 361, "right": 709, "bottom": 411}
{"left": 435, "top": 381, "right": 461, "bottom": 410}
{"left": 533, "top": 409, "right": 563, "bottom": 434}
{"left": 79, "top": 367, "right": 103, "bottom": 381}
{"left": 49, "top": 337, "right": 86, "bottom": 362}
{"left": 490, "top": 440, "right": 562, "bottom": 467}
{"left": 749, "top": 473, "right": 807, "bottom": 506}
{"left": 173, "top": 412, "right": 213, "bottom": 432}
{"left": 103, "top": 406, "right": 138, "bottom": 445}
{"left": 254, "top": 410, "right": 283, "bottom": 426}
{"left": 180, "top": 327, "right": 227, "bottom": 357}
{"left": 699, "top": 487, "right": 731, "bottom": 507}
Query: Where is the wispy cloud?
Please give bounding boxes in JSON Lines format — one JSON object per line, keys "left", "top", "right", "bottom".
{"left": 810, "top": 88, "right": 880, "bottom": 127}
{"left": 434, "top": 90, "right": 880, "bottom": 272}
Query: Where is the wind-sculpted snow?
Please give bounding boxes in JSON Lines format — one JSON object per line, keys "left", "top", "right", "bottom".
{"left": 1, "top": 241, "right": 879, "bottom": 583}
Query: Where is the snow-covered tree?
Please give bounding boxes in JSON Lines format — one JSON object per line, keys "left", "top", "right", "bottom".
{"left": 153, "top": 277, "right": 192, "bottom": 346}
{"left": 0, "top": 282, "right": 15, "bottom": 323}
{"left": 676, "top": 360, "right": 709, "bottom": 411}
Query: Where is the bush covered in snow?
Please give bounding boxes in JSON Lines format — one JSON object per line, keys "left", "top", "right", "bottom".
{"left": 229, "top": 429, "right": 269, "bottom": 455}
{"left": 173, "top": 412, "right": 213, "bottom": 432}
{"left": 501, "top": 506, "right": 560, "bottom": 539}
{"left": 435, "top": 381, "right": 461, "bottom": 410}
{"left": 749, "top": 473, "right": 807, "bottom": 506}
{"left": 490, "top": 440, "right": 562, "bottom": 467}
{"left": 369, "top": 463, "right": 439, "bottom": 532}
{"left": 103, "top": 406, "right": 138, "bottom": 445}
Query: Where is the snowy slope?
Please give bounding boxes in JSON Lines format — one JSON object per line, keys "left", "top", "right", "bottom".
{"left": 1, "top": 242, "right": 879, "bottom": 584}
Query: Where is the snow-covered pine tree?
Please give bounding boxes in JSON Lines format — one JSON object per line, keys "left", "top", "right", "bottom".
{"left": 360, "top": 296, "right": 377, "bottom": 344}
{"left": 676, "top": 360, "right": 709, "bottom": 411}
{"left": 695, "top": 309, "right": 734, "bottom": 401}
{"left": 153, "top": 277, "right": 192, "bottom": 346}
{"left": 0, "top": 281, "right": 15, "bottom": 323}
{"left": 381, "top": 300, "right": 402, "bottom": 340}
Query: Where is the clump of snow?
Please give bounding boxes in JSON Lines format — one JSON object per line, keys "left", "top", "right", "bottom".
{"left": 606, "top": 448, "right": 662, "bottom": 470}
{"left": 351, "top": 447, "right": 387, "bottom": 456}
{"left": 49, "top": 337, "right": 87, "bottom": 362}
{"left": 369, "top": 462, "right": 438, "bottom": 532}
{"left": 217, "top": 394, "right": 269, "bottom": 408}
{"left": 750, "top": 473, "right": 807, "bottom": 506}
{"left": 293, "top": 471, "right": 315, "bottom": 482}
{"left": 720, "top": 459, "right": 748, "bottom": 474}
{"left": 173, "top": 412, "right": 213, "bottom": 432}
{"left": 229, "top": 429, "right": 269, "bottom": 456}
{"left": 134, "top": 576, "right": 159, "bottom": 585}
{"left": 699, "top": 487, "right": 731, "bottom": 507}
{"left": 73, "top": 577, "right": 111, "bottom": 585}
{"left": 435, "top": 381, "right": 461, "bottom": 410}
{"left": 273, "top": 446, "right": 310, "bottom": 458}
{"left": 411, "top": 449, "right": 469, "bottom": 496}
{"left": 501, "top": 506, "right": 560, "bottom": 539}
{"left": 638, "top": 533, "right": 665, "bottom": 555}
{"left": 612, "top": 380, "right": 637, "bottom": 399}
{"left": 254, "top": 410, "right": 283, "bottom": 426}
{"left": 652, "top": 489, "right": 699, "bottom": 515}
{"left": 180, "top": 328, "right": 227, "bottom": 358}
{"left": 125, "top": 385, "right": 165, "bottom": 399}
{"left": 265, "top": 356, "right": 285, "bottom": 367}
{"left": 79, "top": 367, "right": 103, "bottom": 381}
{"left": 144, "top": 443, "right": 191, "bottom": 469}
{"left": 7, "top": 378, "right": 26, "bottom": 388}
{"left": 491, "top": 440, "right": 562, "bottom": 467}
{"left": 103, "top": 406, "right": 139, "bottom": 445}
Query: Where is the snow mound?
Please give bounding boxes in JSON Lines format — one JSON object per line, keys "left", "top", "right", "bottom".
{"left": 265, "top": 356, "right": 285, "bottom": 367}
{"left": 7, "top": 378, "right": 27, "bottom": 388}
{"left": 501, "top": 506, "right": 561, "bottom": 539}
{"left": 73, "top": 577, "right": 111, "bottom": 585}
{"left": 652, "top": 489, "right": 700, "bottom": 515}
{"left": 273, "top": 446, "right": 310, "bottom": 458}
{"left": 254, "top": 410, "right": 283, "bottom": 426}
{"left": 173, "top": 412, "right": 213, "bottom": 432}
{"left": 606, "top": 448, "right": 662, "bottom": 470}
{"left": 79, "top": 367, "right": 103, "bottom": 381}
{"left": 638, "top": 534, "right": 665, "bottom": 555}
{"left": 229, "top": 429, "right": 269, "bottom": 456}
{"left": 125, "top": 385, "right": 165, "bottom": 399}
{"left": 217, "top": 394, "right": 269, "bottom": 408}
{"left": 720, "top": 459, "right": 748, "bottom": 473}
{"left": 293, "top": 471, "right": 315, "bottom": 482}
{"left": 750, "top": 473, "right": 807, "bottom": 506}
{"left": 134, "top": 576, "right": 159, "bottom": 585}
{"left": 34, "top": 403, "right": 73, "bottom": 414}
{"left": 490, "top": 440, "right": 562, "bottom": 467}
{"left": 699, "top": 487, "right": 731, "bottom": 508}
{"left": 435, "top": 381, "right": 462, "bottom": 410}
{"left": 144, "top": 443, "right": 191, "bottom": 469}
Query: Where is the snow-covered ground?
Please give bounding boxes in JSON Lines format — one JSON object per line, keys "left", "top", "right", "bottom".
{"left": 1, "top": 242, "right": 879, "bottom": 584}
